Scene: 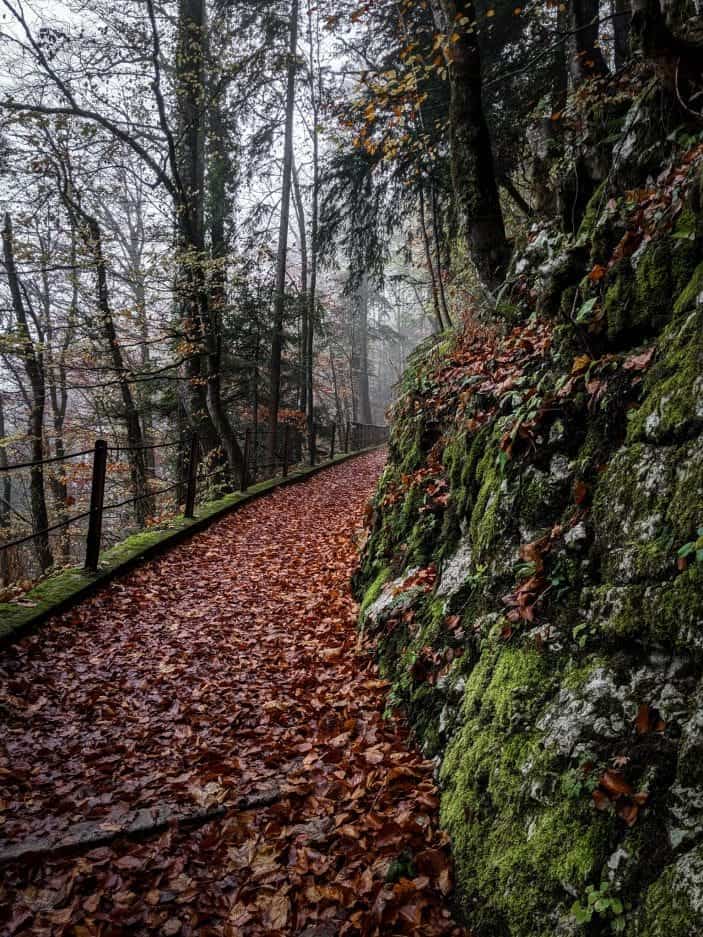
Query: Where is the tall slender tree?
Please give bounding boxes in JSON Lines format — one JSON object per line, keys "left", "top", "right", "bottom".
{"left": 0, "top": 391, "right": 11, "bottom": 584}
{"left": 2, "top": 213, "right": 52, "bottom": 571}
{"left": 268, "top": 0, "right": 299, "bottom": 463}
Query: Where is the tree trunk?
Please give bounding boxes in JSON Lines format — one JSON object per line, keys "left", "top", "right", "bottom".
{"left": 357, "top": 276, "right": 373, "bottom": 426}
{"left": 85, "top": 214, "right": 154, "bottom": 524}
{"left": 121, "top": 199, "right": 157, "bottom": 480}
{"left": 326, "top": 331, "right": 345, "bottom": 431}
{"left": 135, "top": 272, "right": 155, "bottom": 478}
{"left": 175, "top": 0, "right": 224, "bottom": 467}
{"left": 40, "top": 242, "right": 71, "bottom": 563}
{"left": 498, "top": 175, "right": 533, "bottom": 218}
{"left": 567, "top": 0, "right": 608, "bottom": 84}
{"left": 419, "top": 185, "right": 446, "bottom": 332}
{"left": 612, "top": 0, "right": 631, "bottom": 68}
{"left": 206, "top": 66, "right": 244, "bottom": 483}
{"left": 292, "top": 157, "right": 308, "bottom": 414}
{"left": 430, "top": 181, "right": 453, "bottom": 328}
{"left": 438, "top": 0, "right": 510, "bottom": 292}
{"left": 0, "top": 392, "right": 12, "bottom": 585}
{"left": 267, "top": 0, "right": 299, "bottom": 464}
{"left": 306, "top": 1, "right": 320, "bottom": 457}
{"left": 2, "top": 214, "right": 52, "bottom": 571}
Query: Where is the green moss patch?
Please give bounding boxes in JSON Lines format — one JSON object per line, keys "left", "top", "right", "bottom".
{"left": 634, "top": 859, "right": 703, "bottom": 937}
{"left": 627, "top": 306, "right": 703, "bottom": 445}
{"left": 438, "top": 641, "right": 612, "bottom": 936}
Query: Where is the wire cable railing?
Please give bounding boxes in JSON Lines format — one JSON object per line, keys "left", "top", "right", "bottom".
{"left": 105, "top": 439, "right": 182, "bottom": 453}
{"left": 0, "top": 448, "right": 96, "bottom": 474}
{"left": 0, "top": 419, "right": 388, "bottom": 583}
{"left": 0, "top": 510, "right": 93, "bottom": 553}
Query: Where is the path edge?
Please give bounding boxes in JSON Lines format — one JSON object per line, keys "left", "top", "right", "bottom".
{"left": 0, "top": 446, "right": 385, "bottom": 645}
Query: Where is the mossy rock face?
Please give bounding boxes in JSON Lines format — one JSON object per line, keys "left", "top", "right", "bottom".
{"left": 356, "top": 127, "right": 703, "bottom": 936}
{"left": 673, "top": 261, "right": 703, "bottom": 317}
{"left": 605, "top": 244, "right": 669, "bottom": 344}
{"left": 603, "top": 236, "right": 699, "bottom": 346}
{"left": 627, "top": 305, "right": 703, "bottom": 446}
{"left": 469, "top": 446, "right": 514, "bottom": 561}
{"left": 604, "top": 261, "right": 636, "bottom": 345}
{"left": 592, "top": 439, "right": 703, "bottom": 585}
{"left": 633, "top": 850, "right": 703, "bottom": 937}
{"left": 581, "top": 561, "right": 703, "bottom": 650}
{"left": 439, "top": 645, "right": 611, "bottom": 937}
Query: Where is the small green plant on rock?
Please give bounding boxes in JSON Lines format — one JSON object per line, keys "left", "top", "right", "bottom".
{"left": 677, "top": 527, "right": 703, "bottom": 569}
{"left": 572, "top": 620, "right": 596, "bottom": 649}
{"left": 561, "top": 756, "right": 600, "bottom": 800}
{"left": 572, "top": 880, "right": 627, "bottom": 932}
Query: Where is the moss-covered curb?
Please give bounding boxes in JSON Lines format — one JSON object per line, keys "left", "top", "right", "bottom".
{"left": 0, "top": 447, "right": 383, "bottom": 644}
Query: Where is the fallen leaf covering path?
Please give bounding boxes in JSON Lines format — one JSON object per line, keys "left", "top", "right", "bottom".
{"left": 0, "top": 451, "right": 464, "bottom": 937}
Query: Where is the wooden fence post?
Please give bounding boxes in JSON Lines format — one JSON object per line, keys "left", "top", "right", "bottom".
{"left": 282, "top": 424, "right": 290, "bottom": 477}
{"left": 242, "top": 428, "right": 251, "bottom": 492}
{"left": 184, "top": 434, "right": 198, "bottom": 519}
{"left": 344, "top": 421, "right": 350, "bottom": 453}
{"left": 84, "top": 439, "right": 107, "bottom": 572}
{"left": 330, "top": 423, "right": 336, "bottom": 461}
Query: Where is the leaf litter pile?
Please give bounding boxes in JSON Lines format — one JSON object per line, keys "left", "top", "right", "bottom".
{"left": 0, "top": 451, "right": 465, "bottom": 937}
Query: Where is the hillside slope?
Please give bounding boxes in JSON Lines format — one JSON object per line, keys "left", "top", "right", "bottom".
{"left": 356, "top": 76, "right": 703, "bottom": 937}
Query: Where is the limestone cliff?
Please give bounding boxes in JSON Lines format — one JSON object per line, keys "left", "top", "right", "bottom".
{"left": 356, "top": 78, "right": 703, "bottom": 937}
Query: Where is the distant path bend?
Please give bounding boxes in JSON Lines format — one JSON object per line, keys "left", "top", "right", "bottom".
{"left": 0, "top": 449, "right": 464, "bottom": 937}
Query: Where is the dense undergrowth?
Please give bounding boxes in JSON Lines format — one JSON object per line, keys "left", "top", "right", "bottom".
{"left": 356, "top": 65, "right": 703, "bottom": 937}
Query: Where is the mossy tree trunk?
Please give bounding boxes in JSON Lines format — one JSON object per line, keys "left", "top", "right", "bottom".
{"left": 205, "top": 39, "right": 244, "bottom": 485}
{"left": 437, "top": 0, "right": 510, "bottom": 292}
{"left": 175, "top": 0, "right": 243, "bottom": 479}
{"left": 419, "top": 184, "right": 447, "bottom": 332}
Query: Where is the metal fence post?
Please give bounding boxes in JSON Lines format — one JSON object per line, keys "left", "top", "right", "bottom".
{"left": 310, "top": 422, "right": 317, "bottom": 467}
{"left": 282, "top": 423, "right": 290, "bottom": 477}
{"left": 330, "top": 423, "right": 336, "bottom": 461}
{"left": 242, "top": 428, "right": 251, "bottom": 491}
{"left": 84, "top": 439, "right": 107, "bottom": 572}
{"left": 184, "top": 434, "right": 198, "bottom": 519}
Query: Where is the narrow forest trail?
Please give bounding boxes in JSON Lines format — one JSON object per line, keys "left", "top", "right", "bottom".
{"left": 0, "top": 451, "right": 464, "bottom": 937}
